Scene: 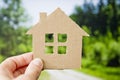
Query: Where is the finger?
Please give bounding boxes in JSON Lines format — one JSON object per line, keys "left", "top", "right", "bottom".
{"left": 24, "top": 58, "right": 43, "bottom": 80}
{"left": 1, "top": 52, "right": 33, "bottom": 72}
{"left": 13, "top": 66, "right": 27, "bottom": 77}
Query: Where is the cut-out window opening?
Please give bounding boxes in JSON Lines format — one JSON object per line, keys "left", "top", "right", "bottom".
{"left": 58, "top": 33, "right": 67, "bottom": 42}
{"left": 45, "top": 33, "right": 54, "bottom": 42}
{"left": 45, "top": 46, "right": 54, "bottom": 54}
{"left": 45, "top": 33, "right": 67, "bottom": 54}
{"left": 58, "top": 46, "right": 67, "bottom": 54}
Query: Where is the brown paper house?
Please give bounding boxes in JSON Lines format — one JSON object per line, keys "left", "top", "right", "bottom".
{"left": 27, "top": 8, "right": 89, "bottom": 69}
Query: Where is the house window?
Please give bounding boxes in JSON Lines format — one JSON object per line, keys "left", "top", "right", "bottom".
{"left": 45, "top": 46, "right": 54, "bottom": 54}
{"left": 58, "top": 33, "right": 67, "bottom": 42}
{"left": 58, "top": 46, "right": 66, "bottom": 54}
{"left": 45, "top": 33, "right": 54, "bottom": 42}
{"left": 45, "top": 33, "right": 67, "bottom": 54}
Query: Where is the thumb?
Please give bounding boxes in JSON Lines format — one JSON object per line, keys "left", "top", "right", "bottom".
{"left": 24, "top": 58, "right": 43, "bottom": 80}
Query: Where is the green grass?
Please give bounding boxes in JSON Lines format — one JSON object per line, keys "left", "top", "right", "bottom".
{"left": 76, "top": 66, "right": 120, "bottom": 80}
{"left": 39, "top": 70, "right": 50, "bottom": 80}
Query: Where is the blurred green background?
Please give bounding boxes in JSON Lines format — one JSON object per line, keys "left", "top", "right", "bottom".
{"left": 0, "top": 0, "right": 120, "bottom": 80}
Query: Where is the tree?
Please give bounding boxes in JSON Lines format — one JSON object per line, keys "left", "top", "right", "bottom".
{"left": 96, "top": 0, "right": 120, "bottom": 36}
{"left": 0, "top": 0, "right": 29, "bottom": 58}
{"left": 70, "top": 0, "right": 120, "bottom": 67}
{"left": 70, "top": 0, "right": 120, "bottom": 37}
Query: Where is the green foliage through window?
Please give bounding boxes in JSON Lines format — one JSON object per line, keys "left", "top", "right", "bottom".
{"left": 58, "top": 34, "right": 67, "bottom": 42}
{"left": 45, "top": 34, "right": 54, "bottom": 42}
{"left": 58, "top": 46, "right": 66, "bottom": 54}
{"left": 45, "top": 46, "right": 53, "bottom": 54}
{"left": 45, "top": 33, "right": 67, "bottom": 54}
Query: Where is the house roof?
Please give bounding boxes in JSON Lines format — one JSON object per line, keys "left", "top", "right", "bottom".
{"left": 27, "top": 8, "right": 89, "bottom": 36}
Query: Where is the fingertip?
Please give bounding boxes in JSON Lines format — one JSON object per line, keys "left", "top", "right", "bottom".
{"left": 24, "top": 58, "right": 43, "bottom": 80}
{"left": 32, "top": 58, "right": 43, "bottom": 68}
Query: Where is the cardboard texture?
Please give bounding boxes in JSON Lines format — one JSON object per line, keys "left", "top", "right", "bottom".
{"left": 27, "top": 8, "right": 89, "bottom": 69}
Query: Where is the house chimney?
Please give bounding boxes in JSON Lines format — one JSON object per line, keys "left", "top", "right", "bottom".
{"left": 40, "top": 13, "right": 47, "bottom": 23}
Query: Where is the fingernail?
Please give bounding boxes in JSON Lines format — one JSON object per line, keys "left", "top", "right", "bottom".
{"left": 33, "top": 58, "right": 42, "bottom": 66}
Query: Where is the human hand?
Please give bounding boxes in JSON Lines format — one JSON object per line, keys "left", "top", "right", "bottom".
{"left": 0, "top": 52, "right": 43, "bottom": 80}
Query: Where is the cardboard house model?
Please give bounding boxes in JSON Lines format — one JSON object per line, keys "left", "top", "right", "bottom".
{"left": 27, "top": 8, "right": 89, "bottom": 69}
